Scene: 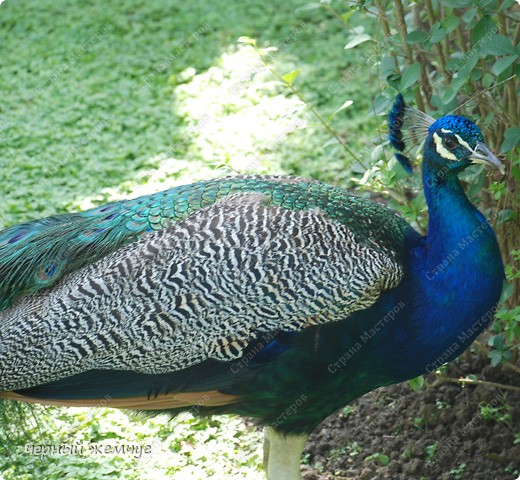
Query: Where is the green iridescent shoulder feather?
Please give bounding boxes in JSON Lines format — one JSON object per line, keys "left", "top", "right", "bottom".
{"left": 0, "top": 175, "right": 412, "bottom": 310}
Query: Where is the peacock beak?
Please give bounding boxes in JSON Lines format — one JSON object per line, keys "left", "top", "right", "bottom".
{"left": 469, "top": 142, "right": 505, "bottom": 174}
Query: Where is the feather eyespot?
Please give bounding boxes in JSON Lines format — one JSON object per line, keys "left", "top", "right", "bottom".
{"left": 442, "top": 135, "right": 458, "bottom": 150}
{"left": 35, "top": 263, "right": 58, "bottom": 281}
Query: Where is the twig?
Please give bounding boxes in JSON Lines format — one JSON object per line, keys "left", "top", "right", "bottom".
{"left": 394, "top": 0, "right": 425, "bottom": 112}
{"left": 424, "top": 0, "right": 448, "bottom": 80}
{"left": 454, "top": 76, "right": 516, "bottom": 113}
{"left": 456, "top": 22, "right": 468, "bottom": 53}
{"left": 411, "top": 5, "right": 433, "bottom": 109}
{"left": 473, "top": 341, "right": 520, "bottom": 375}
{"left": 503, "top": 362, "right": 520, "bottom": 376}
{"left": 253, "top": 46, "right": 364, "bottom": 167}
{"left": 376, "top": 0, "right": 398, "bottom": 69}
{"left": 393, "top": 0, "right": 425, "bottom": 111}
{"left": 498, "top": 10, "right": 519, "bottom": 125}
{"left": 434, "top": 374, "right": 520, "bottom": 393}
{"left": 393, "top": 0, "right": 413, "bottom": 65}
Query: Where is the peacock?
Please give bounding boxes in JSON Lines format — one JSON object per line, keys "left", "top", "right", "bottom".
{"left": 0, "top": 94, "right": 504, "bottom": 479}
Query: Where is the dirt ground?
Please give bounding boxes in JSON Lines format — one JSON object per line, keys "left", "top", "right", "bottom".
{"left": 302, "top": 355, "right": 520, "bottom": 480}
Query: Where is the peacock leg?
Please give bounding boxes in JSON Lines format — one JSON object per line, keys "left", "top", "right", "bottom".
{"left": 263, "top": 426, "right": 308, "bottom": 480}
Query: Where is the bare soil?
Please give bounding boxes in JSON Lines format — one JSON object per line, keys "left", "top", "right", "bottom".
{"left": 303, "top": 355, "right": 520, "bottom": 480}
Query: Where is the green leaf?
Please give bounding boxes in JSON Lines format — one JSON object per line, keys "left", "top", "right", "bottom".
{"left": 425, "top": 443, "right": 437, "bottom": 461}
{"left": 512, "top": 165, "right": 520, "bottom": 183}
{"left": 237, "top": 36, "right": 256, "bottom": 46}
{"left": 380, "top": 55, "right": 396, "bottom": 78}
{"left": 442, "top": 85, "right": 458, "bottom": 104}
{"left": 471, "top": 16, "right": 495, "bottom": 44}
{"left": 294, "top": 3, "right": 323, "bottom": 12}
{"left": 481, "top": 34, "right": 515, "bottom": 56}
{"left": 334, "top": 99, "right": 353, "bottom": 112}
{"left": 430, "top": 24, "right": 447, "bottom": 44}
{"left": 488, "top": 334, "right": 505, "bottom": 349}
{"left": 491, "top": 55, "right": 517, "bottom": 76}
{"left": 386, "top": 72, "right": 400, "bottom": 90}
{"left": 280, "top": 69, "right": 300, "bottom": 85}
{"left": 365, "top": 453, "right": 390, "bottom": 466}
{"left": 497, "top": 208, "right": 516, "bottom": 224}
{"left": 470, "top": 68, "right": 482, "bottom": 81}
{"left": 322, "top": 137, "right": 340, "bottom": 149}
{"left": 344, "top": 33, "right": 371, "bottom": 50}
{"left": 372, "top": 93, "right": 394, "bottom": 114}
{"left": 408, "top": 376, "right": 424, "bottom": 391}
{"left": 341, "top": 12, "right": 355, "bottom": 23}
{"left": 406, "top": 30, "right": 428, "bottom": 44}
{"left": 449, "top": 74, "right": 467, "bottom": 94}
{"left": 400, "top": 63, "right": 421, "bottom": 90}
{"left": 431, "top": 92, "right": 457, "bottom": 115}
{"left": 501, "top": 127, "right": 520, "bottom": 153}
{"left": 474, "top": 0, "right": 496, "bottom": 9}
{"left": 440, "top": 0, "right": 473, "bottom": 6}
{"left": 457, "top": 49, "right": 480, "bottom": 77}
{"left": 488, "top": 349, "right": 503, "bottom": 367}
{"left": 462, "top": 7, "right": 477, "bottom": 24}
{"left": 498, "top": 0, "right": 516, "bottom": 11}
{"left": 328, "top": 99, "right": 353, "bottom": 122}
{"left": 442, "top": 16, "right": 460, "bottom": 33}
{"left": 481, "top": 72, "right": 494, "bottom": 88}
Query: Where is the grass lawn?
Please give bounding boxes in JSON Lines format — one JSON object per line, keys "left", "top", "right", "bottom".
{"left": 0, "top": 0, "right": 385, "bottom": 478}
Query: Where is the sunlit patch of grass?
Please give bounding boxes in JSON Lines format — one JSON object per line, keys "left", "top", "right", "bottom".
{"left": 173, "top": 47, "right": 306, "bottom": 174}
{"left": 1, "top": 404, "right": 264, "bottom": 480}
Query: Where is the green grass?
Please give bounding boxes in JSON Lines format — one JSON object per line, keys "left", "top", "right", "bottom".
{"left": 1, "top": 402, "right": 264, "bottom": 479}
{"left": 0, "top": 0, "right": 381, "bottom": 224}
{"left": 0, "top": 0, "right": 381, "bottom": 478}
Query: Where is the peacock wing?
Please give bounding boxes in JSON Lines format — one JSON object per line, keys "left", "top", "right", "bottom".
{"left": 0, "top": 176, "right": 408, "bottom": 310}
{"left": 0, "top": 182, "right": 412, "bottom": 393}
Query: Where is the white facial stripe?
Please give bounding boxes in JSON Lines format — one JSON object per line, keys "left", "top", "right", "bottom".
{"left": 441, "top": 129, "right": 452, "bottom": 133}
{"left": 454, "top": 133, "right": 472, "bottom": 151}
{"left": 433, "top": 132, "right": 457, "bottom": 160}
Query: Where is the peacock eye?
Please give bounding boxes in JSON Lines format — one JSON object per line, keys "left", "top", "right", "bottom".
{"left": 442, "top": 135, "right": 458, "bottom": 150}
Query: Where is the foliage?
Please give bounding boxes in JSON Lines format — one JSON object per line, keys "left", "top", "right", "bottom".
{"left": 490, "top": 249, "right": 520, "bottom": 363}
{"left": 364, "top": 451, "right": 390, "bottom": 466}
{"left": 408, "top": 375, "right": 425, "bottom": 391}
{"left": 479, "top": 401, "right": 512, "bottom": 422}
{"left": 364, "top": 0, "right": 520, "bottom": 369}
{"left": 424, "top": 442, "right": 438, "bottom": 462}
{"left": 248, "top": 0, "right": 519, "bottom": 382}
{"left": 0, "top": 0, "right": 378, "bottom": 227}
{"left": 301, "top": 0, "right": 520, "bottom": 374}
{"left": 449, "top": 462, "right": 467, "bottom": 480}
{"left": 0, "top": 402, "right": 263, "bottom": 480}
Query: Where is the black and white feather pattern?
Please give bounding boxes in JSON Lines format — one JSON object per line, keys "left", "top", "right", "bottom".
{"left": 0, "top": 192, "right": 405, "bottom": 391}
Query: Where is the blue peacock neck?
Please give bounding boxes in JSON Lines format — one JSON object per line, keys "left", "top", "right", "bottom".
{"left": 413, "top": 150, "right": 504, "bottom": 356}
{"left": 422, "top": 161, "right": 485, "bottom": 267}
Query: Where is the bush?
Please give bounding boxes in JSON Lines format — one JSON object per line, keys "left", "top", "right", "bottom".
{"left": 324, "top": 0, "right": 519, "bottom": 370}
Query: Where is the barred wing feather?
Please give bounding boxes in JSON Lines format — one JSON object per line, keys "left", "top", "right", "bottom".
{"left": 0, "top": 182, "right": 409, "bottom": 392}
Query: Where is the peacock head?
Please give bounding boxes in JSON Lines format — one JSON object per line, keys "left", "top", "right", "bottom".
{"left": 424, "top": 115, "right": 503, "bottom": 176}
{"left": 388, "top": 93, "right": 503, "bottom": 179}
